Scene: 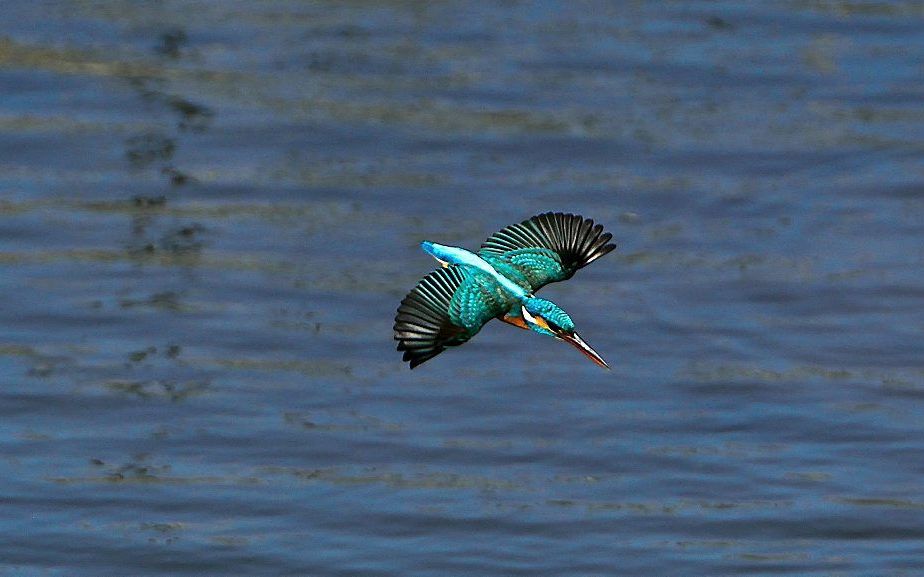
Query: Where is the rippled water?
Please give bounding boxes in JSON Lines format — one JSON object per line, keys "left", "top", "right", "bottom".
{"left": 2, "top": 1, "right": 924, "bottom": 575}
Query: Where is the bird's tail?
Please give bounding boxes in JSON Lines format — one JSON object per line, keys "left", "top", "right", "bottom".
{"left": 421, "top": 241, "right": 450, "bottom": 267}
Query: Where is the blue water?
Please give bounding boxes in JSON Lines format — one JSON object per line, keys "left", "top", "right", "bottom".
{"left": 2, "top": 1, "right": 924, "bottom": 575}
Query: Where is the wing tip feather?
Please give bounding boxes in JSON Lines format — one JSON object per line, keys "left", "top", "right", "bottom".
{"left": 393, "top": 266, "right": 469, "bottom": 369}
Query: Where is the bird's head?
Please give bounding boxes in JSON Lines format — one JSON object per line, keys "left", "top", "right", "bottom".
{"left": 520, "top": 297, "right": 609, "bottom": 369}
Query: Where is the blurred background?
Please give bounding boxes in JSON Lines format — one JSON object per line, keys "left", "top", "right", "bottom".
{"left": 2, "top": 1, "right": 924, "bottom": 575}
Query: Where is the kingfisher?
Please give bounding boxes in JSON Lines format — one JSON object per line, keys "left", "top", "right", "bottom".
{"left": 394, "top": 212, "right": 616, "bottom": 369}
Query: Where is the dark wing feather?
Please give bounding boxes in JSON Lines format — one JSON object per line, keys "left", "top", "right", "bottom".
{"left": 394, "top": 266, "right": 471, "bottom": 369}
{"left": 479, "top": 212, "right": 616, "bottom": 291}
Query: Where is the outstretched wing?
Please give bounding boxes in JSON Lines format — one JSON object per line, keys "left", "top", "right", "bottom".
{"left": 394, "top": 266, "right": 507, "bottom": 369}
{"left": 479, "top": 212, "right": 616, "bottom": 292}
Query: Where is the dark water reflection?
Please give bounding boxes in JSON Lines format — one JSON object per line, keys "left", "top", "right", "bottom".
{"left": 2, "top": 1, "right": 924, "bottom": 575}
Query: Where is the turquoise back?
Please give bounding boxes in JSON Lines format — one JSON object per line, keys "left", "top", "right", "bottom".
{"left": 447, "top": 269, "right": 516, "bottom": 332}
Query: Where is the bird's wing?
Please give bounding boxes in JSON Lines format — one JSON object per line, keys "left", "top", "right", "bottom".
{"left": 394, "top": 266, "right": 506, "bottom": 369}
{"left": 478, "top": 212, "right": 616, "bottom": 292}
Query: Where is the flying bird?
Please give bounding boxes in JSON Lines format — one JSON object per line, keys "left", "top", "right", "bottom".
{"left": 394, "top": 212, "right": 616, "bottom": 369}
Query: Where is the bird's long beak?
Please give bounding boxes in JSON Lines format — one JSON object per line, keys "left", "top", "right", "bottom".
{"left": 560, "top": 331, "right": 610, "bottom": 369}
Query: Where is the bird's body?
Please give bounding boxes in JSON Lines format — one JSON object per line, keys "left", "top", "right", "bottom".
{"left": 394, "top": 212, "right": 616, "bottom": 369}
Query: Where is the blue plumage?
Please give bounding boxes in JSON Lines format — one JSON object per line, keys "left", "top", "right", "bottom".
{"left": 395, "top": 212, "right": 616, "bottom": 369}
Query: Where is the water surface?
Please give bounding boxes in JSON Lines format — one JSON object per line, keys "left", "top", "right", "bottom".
{"left": 2, "top": 1, "right": 924, "bottom": 575}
